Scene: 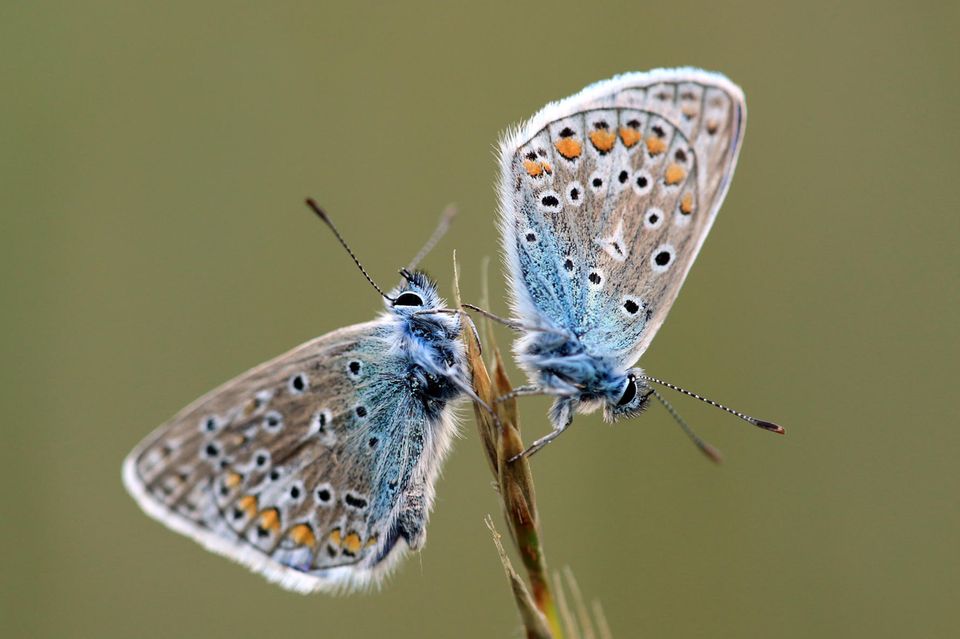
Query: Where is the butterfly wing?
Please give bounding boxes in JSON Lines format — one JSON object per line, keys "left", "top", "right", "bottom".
{"left": 498, "top": 68, "right": 746, "bottom": 366}
{"left": 123, "top": 319, "right": 457, "bottom": 593}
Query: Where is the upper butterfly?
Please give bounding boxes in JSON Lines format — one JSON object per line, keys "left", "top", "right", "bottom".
{"left": 123, "top": 202, "right": 467, "bottom": 593}
{"left": 497, "top": 68, "right": 779, "bottom": 456}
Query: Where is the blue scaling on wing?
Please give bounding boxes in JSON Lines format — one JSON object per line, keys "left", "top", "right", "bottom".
{"left": 122, "top": 271, "right": 466, "bottom": 594}
{"left": 497, "top": 69, "right": 748, "bottom": 440}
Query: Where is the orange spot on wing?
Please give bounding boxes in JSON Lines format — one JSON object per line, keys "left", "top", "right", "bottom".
{"left": 554, "top": 138, "right": 582, "bottom": 160}
{"left": 237, "top": 495, "right": 258, "bottom": 517}
{"left": 680, "top": 192, "right": 695, "bottom": 214}
{"left": 365, "top": 535, "right": 379, "bottom": 548}
{"left": 665, "top": 163, "right": 686, "bottom": 185}
{"left": 328, "top": 528, "right": 342, "bottom": 547}
{"left": 224, "top": 472, "right": 242, "bottom": 488}
{"left": 588, "top": 129, "right": 616, "bottom": 153}
{"left": 289, "top": 524, "right": 317, "bottom": 547}
{"left": 619, "top": 127, "right": 641, "bottom": 148}
{"left": 522, "top": 158, "right": 552, "bottom": 176}
{"left": 258, "top": 508, "right": 280, "bottom": 533}
{"left": 646, "top": 137, "right": 667, "bottom": 155}
{"left": 681, "top": 105, "right": 698, "bottom": 119}
{"left": 706, "top": 119, "right": 720, "bottom": 134}
{"left": 343, "top": 532, "right": 362, "bottom": 555}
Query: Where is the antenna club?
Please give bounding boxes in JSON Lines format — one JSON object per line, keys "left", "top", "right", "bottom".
{"left": 440, "top": 204, "right": 458, "bottom": 223}
{"left": 305, "top": 198, "right": 329, "bottom": 221}
{"left": 755, "top": 420, "right": 786, "bottom": 435}
{"left": 703, "top": 444, "right": 724, "bottom": 464}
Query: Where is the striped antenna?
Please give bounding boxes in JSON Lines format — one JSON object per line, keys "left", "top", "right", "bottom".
{"left": 639, "top": 374, "right": 785, "bottom": 435}
{"left": 305, "top": 198, "right": 394, "bottom": 302}
{"left": 648, "top": 387, "right": 723, "bottom": 463}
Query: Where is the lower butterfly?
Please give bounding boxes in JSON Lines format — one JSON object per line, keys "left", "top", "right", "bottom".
{"left": 122, "top": 201, "right": 470, "bottom": 593}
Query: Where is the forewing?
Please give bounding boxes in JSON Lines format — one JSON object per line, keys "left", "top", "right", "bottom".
{"left": 123, "top": 320, "right": 437, "bottom": 593}
{"left": 498, "top": 68, "right": 745, "bottom": 365}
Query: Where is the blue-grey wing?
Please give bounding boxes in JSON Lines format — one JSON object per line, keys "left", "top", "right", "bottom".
{"left": 123, "top": 319, "right": 457, "bottom": 593}
{"left": 498, "top": 68, "right": 745, "bottom": 366}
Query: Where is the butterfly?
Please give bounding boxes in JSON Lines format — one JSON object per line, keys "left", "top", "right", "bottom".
{"left": 493, "top": 68, "right": 783, "bottom": 458}
{"left": 122, "top": 201, "right": 471, "bottom": 593}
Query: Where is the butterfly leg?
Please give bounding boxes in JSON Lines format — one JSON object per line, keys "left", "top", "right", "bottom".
{"left": 417, "top": 304, "right": 569, "bottom": 339}
{"left": 460, "top": 303, "right": 571, "bottom": 338}
{"left": 459, "top": 303, "right": 527, "bottom": 331}
{"left": 510, "top": 419, "right": 573, "bottom": 462}
{"left": 493, "top": 385, "right": 544, "bottom": 405}
{"left": 447, "top": 373, "right": 503, "bottom": 430}
{"left": 509, "top": 397, "right": 575, "bottom": 462}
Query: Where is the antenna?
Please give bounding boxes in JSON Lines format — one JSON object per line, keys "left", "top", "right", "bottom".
{"left": 648, "top": 387, "right": 723, "bottom": 463}
{"left": 406, "top": 204, "right": 457, "bottom": 272}
{"left": 305, "top": 198, "right": 394, "bottom": 302}
{"left": 639, "top": 374, "right": 785, "bottom": 435}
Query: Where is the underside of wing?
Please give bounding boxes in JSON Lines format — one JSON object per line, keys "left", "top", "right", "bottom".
{"left": 123, "top": 319, "right": 455, "bottom": 593}
{"left": 498, "top": 68, "right": 746, "bottom": 366}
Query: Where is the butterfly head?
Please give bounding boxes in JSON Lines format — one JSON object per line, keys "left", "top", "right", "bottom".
{"left": 386, "top": 269, "right": 465, "bottom": 393}
{"left": 386, "top": 269, "right": 443, "bottom": 315}
{"left": 603, "top": 369, "right": 652, "bottom": 422}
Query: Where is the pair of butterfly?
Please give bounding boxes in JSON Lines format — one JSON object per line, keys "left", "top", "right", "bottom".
{"left": 123, "top": 68, "right": 783, "bottom": 594}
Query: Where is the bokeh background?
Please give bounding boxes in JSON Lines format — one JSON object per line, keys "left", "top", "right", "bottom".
{"left": 3, "top": 2, "right": 958, "bottom": 637}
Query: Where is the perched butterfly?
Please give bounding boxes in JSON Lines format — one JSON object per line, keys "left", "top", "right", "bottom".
{"left": 493, "top": 68, "right": 783, "bottom": 458}
{"left": 123, "top": 201, "right": 471, "bottom": 593}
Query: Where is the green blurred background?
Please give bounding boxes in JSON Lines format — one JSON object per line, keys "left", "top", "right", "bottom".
{"left": 3, "top": 2, "right": 958, "bottom": 637}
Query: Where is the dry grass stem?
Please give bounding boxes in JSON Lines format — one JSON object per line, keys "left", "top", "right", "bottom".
{"left": 552, "top": 571, "right": 579, "bottom": 639}
{"left": 485, "top": 516, "right": 553, "bottom": 639}
{"left": 592, "top": 601, "right": 614, "bottom": 639}
{"left": 452, "top": 253, "right": 564, "bottom": 638}
{"left": 563, "top": 567, "right": 596, "bottom": 639}
{"left": 453, "top": 254, "right": 616, "bottom": 638}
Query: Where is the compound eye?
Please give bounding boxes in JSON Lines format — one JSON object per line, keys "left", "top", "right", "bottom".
{"left": 393, "top": 292, "right": 424, "bottom": 307}
{"left": 617, "top": 375, "right": 637, "bottom": 407}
